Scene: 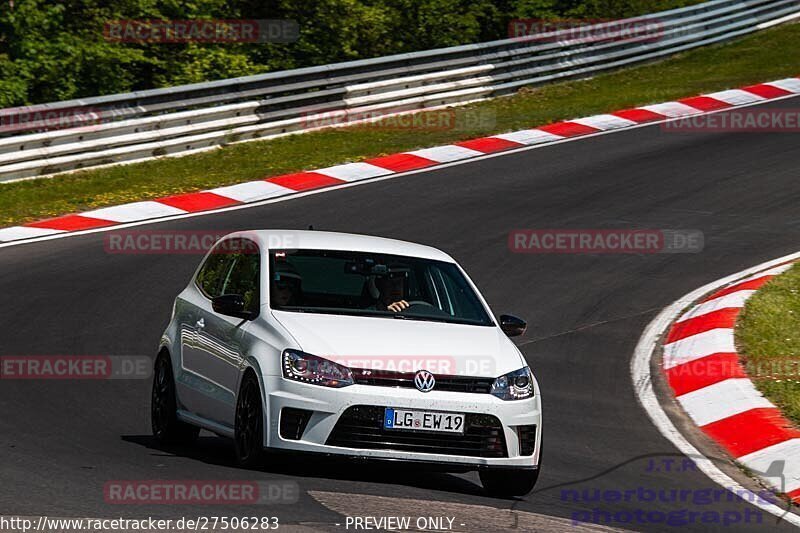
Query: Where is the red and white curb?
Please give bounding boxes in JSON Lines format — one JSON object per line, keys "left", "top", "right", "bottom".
{"left": 633, "top": 254, "right": 800, "bottom": 526}
{"left": 663, "top": 262, "right": 800, "bottom": 504}
{"left": 1, "top": 77, "right": 799, "bottom": 244}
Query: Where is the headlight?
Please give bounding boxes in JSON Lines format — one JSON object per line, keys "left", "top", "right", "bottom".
{"left": 491, "top": 367, "right": 534, "bottom": 400}
{"left": 282, "top": 349, "right": 353, "bottom": 388}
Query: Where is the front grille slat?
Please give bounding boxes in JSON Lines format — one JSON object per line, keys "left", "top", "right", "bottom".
{"left": 279, "top": 407, "right": 313, "bottom": 440}
{"left": 518, "top": 424, "right": 537, "bottom": 456}
{"left": 326, "top": 405, "right": 507, "bottom": 458}
{"left": 339, "top": 430, "right": 487, "bottom": 444}
{"left": 340, "top": 439, "right": 489, "bottom": 450}
{"left": 352, "top": 369, "right": 494, "bottom": 394}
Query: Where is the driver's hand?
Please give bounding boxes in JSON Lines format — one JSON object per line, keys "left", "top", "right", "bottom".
{"left": 388, "top": 300, "right": 410, "bottom": 312}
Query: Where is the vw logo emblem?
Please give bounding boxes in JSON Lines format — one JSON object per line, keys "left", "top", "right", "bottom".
{"left": 414, "top": 370, "right": 436, "bottom": 393}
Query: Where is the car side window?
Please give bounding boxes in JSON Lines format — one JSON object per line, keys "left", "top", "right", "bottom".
{"left": 196, "top": 246, "right": 235, "bottom": 298}
{"left": 220, "top": 239, "right": 261, "bottom": 314}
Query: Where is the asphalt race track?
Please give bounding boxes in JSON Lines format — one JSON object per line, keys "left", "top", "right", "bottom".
{"left": 2, "top": 96, "right": 800, "bottom": 532}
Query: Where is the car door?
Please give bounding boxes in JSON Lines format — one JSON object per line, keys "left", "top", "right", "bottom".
{"left": 179, "top": 237, "right": 260, "bottom": 427}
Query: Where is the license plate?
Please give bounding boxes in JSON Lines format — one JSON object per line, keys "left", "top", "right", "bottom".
{"left": 383, "top": 408, "right": 465, "bottom": 434}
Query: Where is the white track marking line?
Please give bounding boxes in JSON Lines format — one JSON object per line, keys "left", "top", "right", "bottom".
{"left": 706, "top": 89, "right": 765, "bottom": 105}
{"left": 2, "top": 92, "right": 798, "bottom": 248}
{"left": 640, "top": 102, "right": 703, "bottom": 117}
{"left": 492, "top": 129, "right": 564, "bottom": 145}
{"left": 681, "top": 263, "right": 794, "bottom": 312}
{"left": 82, "top": 201, "right": 186, "bottom": 223}
{"left": 0, "top": 226, "right": 64, "bottom": 241}
{"left": 406, "top": 145, "right": 484, "bottom": 162}
{"left": 571, "top": 114, "right": 638, "bottom": 130}
{"left": 662, "top": 328, "right": 736, "bottom": 369}
{"left": 631, "top": 250, "right": 800, "bottom": 527}
{"left": 676, "top": 291, "right": 755, "bottom": 322}
{"left": 737, "top": 263, "right": 794, "bottom": 282}
{"left": 676, "top": 378, "right": 774, "bottom": 427}
{"left": 738, "top": 439, "right": 800, "bottom": 494}
{"left": 767, "top": 79, "right": 800, "bottom": 93}
{"left": 208, "top": 180, "right": 293, "bottom": 202}
{"left": 314, "top": 162, "right": 394, "bottom": 182}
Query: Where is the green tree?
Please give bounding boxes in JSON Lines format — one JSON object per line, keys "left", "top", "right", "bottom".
{"left": 0, "top": 0, "right": 704, "bottom": 107}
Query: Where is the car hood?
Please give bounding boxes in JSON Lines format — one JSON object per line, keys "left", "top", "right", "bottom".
{"left": 270, "top": 311, "right": 525, "bottom": 378}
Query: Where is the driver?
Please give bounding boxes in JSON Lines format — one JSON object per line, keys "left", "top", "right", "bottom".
{"left": 375, "top": 273, "right": 409, "bottom": 312}
{"left": 272, "top": 262, "right": 302, "bottom": 307}
{"left": 368, "top": 265, "right": 410, "bottom": 312}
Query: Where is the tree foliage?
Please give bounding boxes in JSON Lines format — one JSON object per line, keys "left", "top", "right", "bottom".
{"left": 0, "top": 0, "right": 701, "bottom": 107}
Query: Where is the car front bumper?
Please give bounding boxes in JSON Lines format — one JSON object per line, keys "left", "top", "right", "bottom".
{"left": 262, "top": 375, "right": 542, "bottom": 469}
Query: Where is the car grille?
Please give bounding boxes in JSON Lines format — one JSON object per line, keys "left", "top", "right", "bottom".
{"left": 351, "top": 369, "right": 495, "bottom": 394}
{"left": 326, "top": 405, "right": 507, "bottom": 458}
{"left": 517, "top": 424, "right": 537, "bottom": 456}
{"left": 279, "top": 407, "right": 313, "bottom": 440}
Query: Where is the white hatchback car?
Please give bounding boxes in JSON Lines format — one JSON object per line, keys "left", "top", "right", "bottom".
{"left": 153, "top": 230, "right": 542, "bottom": 496}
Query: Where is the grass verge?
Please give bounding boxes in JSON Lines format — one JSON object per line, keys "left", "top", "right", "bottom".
{"left": 737, "top": 263, "right": 800, "bottom": 427}
{"left": 1, "top": 21, "right": 799, "bottom": 227}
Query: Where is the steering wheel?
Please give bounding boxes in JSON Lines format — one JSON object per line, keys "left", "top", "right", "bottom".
{"left": 404, "top": 300, "right": 435, "bottom": 308}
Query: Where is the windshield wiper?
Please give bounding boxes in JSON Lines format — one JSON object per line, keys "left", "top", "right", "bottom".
{"left": 392, "top": 314, "right": 450, "bottom": 323}
{"left": 395, "top": 314, "right": 488, "bottom": 326}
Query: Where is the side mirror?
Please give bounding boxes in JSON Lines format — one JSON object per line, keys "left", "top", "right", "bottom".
{"left": 500, "top": 314, "right": 527, "bottom": 337}
{"left": 212, "top": 294, "right": 257, "bottom": 320}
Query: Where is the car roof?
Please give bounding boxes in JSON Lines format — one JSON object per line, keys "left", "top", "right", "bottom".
{"left": 227, "top": 230, "right": 455, "bottom": 262}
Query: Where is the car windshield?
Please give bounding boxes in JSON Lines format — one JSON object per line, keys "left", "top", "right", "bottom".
{"left": 268, "top": 249, "right": 493, "bottom": 326}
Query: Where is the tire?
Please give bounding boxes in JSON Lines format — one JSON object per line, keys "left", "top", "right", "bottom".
{"left": 234, "top": 372, "right": 266, "bottom": 468}
{"left": 151, "top": 352, "right": 200, "bottom": 445}
{"left": 480, "top": 467, "right": 540, "bottom": 498}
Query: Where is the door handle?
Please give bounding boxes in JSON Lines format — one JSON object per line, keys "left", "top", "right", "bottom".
{"left": 195, "top": 318, "right": 205, "bottom": 329}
